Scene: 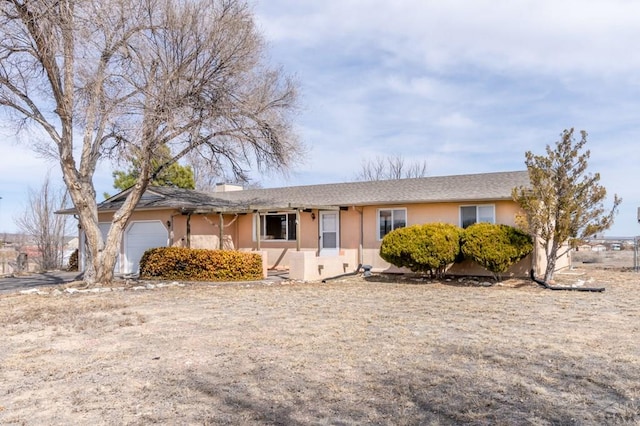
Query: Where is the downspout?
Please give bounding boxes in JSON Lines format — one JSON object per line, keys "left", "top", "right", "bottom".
{"left": 530, "top": 269, "right": 605, "bottom": 292}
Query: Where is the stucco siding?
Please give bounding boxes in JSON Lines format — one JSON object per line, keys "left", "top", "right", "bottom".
{"left": 93, "top": 198, "right": 546, "bottom": 279}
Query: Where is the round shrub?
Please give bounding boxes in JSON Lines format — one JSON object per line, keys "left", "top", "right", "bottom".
{"left": 380, "top": 222, "right": 462, "bottom": 278}
{"left": 461, "top": 223, "right": 533, "bottom": 279}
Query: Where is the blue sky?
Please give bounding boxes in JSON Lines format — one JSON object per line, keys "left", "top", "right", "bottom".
{"left": 1, "top": 0, "right": 639, "bottom": 236}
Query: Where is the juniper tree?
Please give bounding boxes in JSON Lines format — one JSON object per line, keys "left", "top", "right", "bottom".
{"left": 107, "top": 144, "right": 196, "bottom": 198}
{"left": 512, "top": 129, "right": 621, "bottom": 282}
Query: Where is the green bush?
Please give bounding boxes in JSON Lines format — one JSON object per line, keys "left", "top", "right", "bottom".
{"left": 380, "top": 223, "right": 462, "bottom": 278}
{"left": 461, "top": 223, "right": 533, "bottom": 279}
{"left": 139, "top": 247, "right": 263, "bottom": 281}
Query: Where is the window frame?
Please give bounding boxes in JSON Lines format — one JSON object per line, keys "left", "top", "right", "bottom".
{"left": 377, "top": 207, "right": 407, "bottom": 240}
{"left": 253, "top": 212, "right": 297, "bottom": 242}
{"left": 459, "top": 204, "right": 496, "bottom": 228}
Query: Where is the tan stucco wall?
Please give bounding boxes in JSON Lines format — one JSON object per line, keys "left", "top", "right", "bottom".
{"left": 168, "top": 213, "right": 238, "bottom": 250}
{"left": 359, "top": 201, "right": 522, "bottom": 271}
{"left": 531, "top": 239, "right": 572, "bottom": 278}
{"left": 287, "top": 249, "right": 359, "bottom": 281}
{"left": 97, "top": 200, "right": 548, "bottom": 279}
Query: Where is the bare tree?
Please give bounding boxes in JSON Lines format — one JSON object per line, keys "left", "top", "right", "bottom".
{"left": 186, "top": 148, "right": 263, "bottom": 191}
{"left": 355, "top": 155, "right": 428, "bottom": 181}
{"left": 0, "top": 0, "right": 301, "bottom": 285}
{"left": 15, "top": 175, "right": 71, "bottom": 271}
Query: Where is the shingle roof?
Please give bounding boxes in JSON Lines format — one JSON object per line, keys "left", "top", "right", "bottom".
{"left": 95, "top": 186, "right": 238, "bottom": 211}
{"left": 88, "top": 170, "right": 529, "bottom": 213}
{"left": 227, "top": 170, "right": 530, "bottom": 208}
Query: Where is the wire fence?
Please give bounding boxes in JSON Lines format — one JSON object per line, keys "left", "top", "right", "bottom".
{"left": 572, "top": 241, "right": 639, "bottom": 272}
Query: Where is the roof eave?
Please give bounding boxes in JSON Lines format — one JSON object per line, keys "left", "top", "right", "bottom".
{"left": 345, "top": 196, "right": 517, "bottom": 206}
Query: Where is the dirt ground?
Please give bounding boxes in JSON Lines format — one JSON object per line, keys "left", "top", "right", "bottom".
{"left": 572, "top": 249, "right": 638, "bottom": 271}
{"left": 1, "top": 261, "right": 639, "bottom": 425}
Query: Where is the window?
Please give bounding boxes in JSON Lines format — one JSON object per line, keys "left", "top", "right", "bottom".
{"left": 378, "top": 208, "right": 406, "bottom": 239}
{"left": 460, "top": 205, "right": 495, "bottom": 228}
{"left": 256, "top": 213, "right": 297, "bottom": 241}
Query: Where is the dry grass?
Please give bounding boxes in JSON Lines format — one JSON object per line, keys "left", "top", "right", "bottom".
{"left": 1, "top": 267, "right": 639, "bottom": 425}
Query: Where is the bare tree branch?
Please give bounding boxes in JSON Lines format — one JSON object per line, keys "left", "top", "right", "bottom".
{"left": 354, "top": 155, "right": 428, "bottom": 181}
{"left": 0, "top": 0, "right": 301, "bottom": 285}
{"left": 14, "top": 174, "right": 72, "bottom": 271}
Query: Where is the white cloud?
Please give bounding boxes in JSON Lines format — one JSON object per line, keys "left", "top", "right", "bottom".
{"left": 1, "top": 1, "right": 638, "bottom": 236}
{"left": 253, "top": 0, "right": 640, "bottom": 235}
{"left": 257, "top": 0, "right": 640, "bottom": 76}
{"left": 436, "top": 112, "right": 475, "bottom": 129}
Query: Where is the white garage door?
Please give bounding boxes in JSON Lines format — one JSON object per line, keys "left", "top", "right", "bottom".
{"left": 124, "top": 221, "right": 168, "bottom": 274}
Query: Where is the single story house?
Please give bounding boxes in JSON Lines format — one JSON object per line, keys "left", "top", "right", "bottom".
{"left": 69, "top": 170, "right": 566, "bottom": 281}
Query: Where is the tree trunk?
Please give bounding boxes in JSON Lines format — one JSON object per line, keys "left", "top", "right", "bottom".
{"left": 77, "top": 215, "right": 125, "bottom": 286}
{"left": 544, "top": 242, "right": 559, "bottom": 282}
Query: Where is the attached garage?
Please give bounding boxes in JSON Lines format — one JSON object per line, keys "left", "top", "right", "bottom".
{"left": 124, "top": 221, "right": 168, "bottom": 274}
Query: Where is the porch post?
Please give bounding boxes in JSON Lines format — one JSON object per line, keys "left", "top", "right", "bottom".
{"left": 218, "top": 213, "right": 224, "bottom": 250}
{"left": 358, "top": 207, "right": 364, "bottom": 265}
{"left": 186, "top": 214, "right": 192, "bottom": 248}
{"left": 296, "top": 209, "right": 301, "bottom": 251}
{"left": 255, "top": 212, "right": 261, "bottom": 251}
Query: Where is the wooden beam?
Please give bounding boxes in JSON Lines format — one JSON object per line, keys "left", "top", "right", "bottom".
{"left": 219, "top": 213, "right": 224, "bottom": 250}
{"left": 296, "top": 209, "right": 301, "bottom": 251}
{"left": 255, "top": 212, "right": 261, "bottom": 251}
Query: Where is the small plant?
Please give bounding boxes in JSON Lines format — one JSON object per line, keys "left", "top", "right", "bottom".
{"left": 461, "top": 223, "right": 533, "bottom": 280}
{"left": 380, "top": 223, "right": 462, "bottom": 278}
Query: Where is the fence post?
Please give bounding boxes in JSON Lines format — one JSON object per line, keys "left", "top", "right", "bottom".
{"left": 634, "top": 236, "right": 639, "bottom": 272}
{"left": 17, "top": 253, "right": 28, "bottom": 272}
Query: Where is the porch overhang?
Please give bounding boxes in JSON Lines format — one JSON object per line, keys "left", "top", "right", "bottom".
{"left": 180, "top": 203, "right": 343, "bottom": 215}
{"left": 178, "top": 204, "right": 345, "bottom": 253}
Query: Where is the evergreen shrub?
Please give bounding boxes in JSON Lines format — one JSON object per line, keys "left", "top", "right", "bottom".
{"left": 139, "top": 247, "right": 263, "bottom": 281}
{"left": 380, "top": 222, "right": 462, "bottom": 278}
{"left": 461, "top": 223, "right": 533, "bottom": 279}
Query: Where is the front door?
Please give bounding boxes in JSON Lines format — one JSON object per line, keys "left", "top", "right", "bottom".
{"left": 319, "top": 211, "right": 339, "bottom": 256}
